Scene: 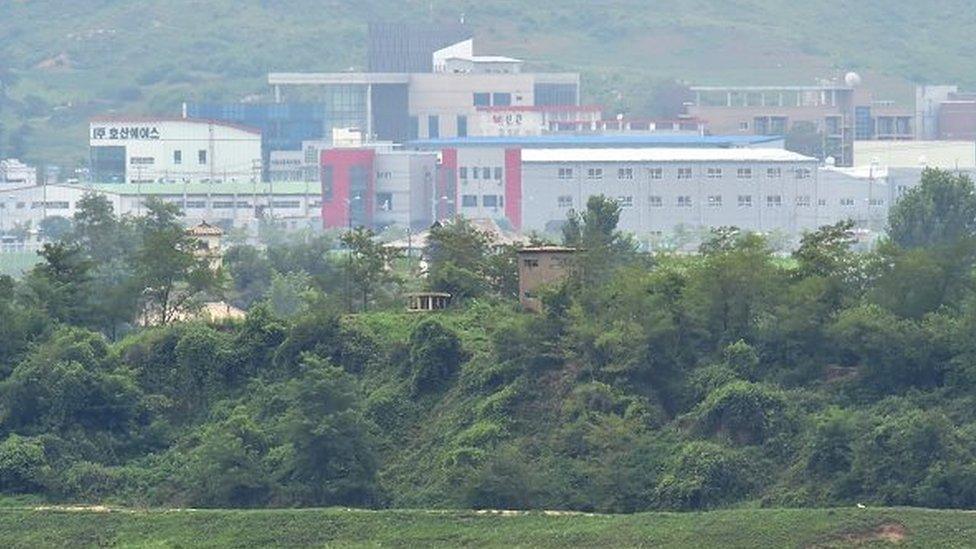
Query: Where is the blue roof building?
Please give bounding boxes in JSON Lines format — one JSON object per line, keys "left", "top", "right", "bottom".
{"left": 407, "top": 134, "right": 785, "bottom": 150}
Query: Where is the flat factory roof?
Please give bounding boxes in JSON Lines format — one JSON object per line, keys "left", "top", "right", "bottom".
{"left": 521, "top": 148, "right": 816, "bottom": 163}
{"left": 409, "top": 134, "right": 783, "bottom": 149}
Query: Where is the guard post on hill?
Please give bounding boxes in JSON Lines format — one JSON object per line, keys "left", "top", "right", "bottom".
{"left": 517, "top": 246, "right": 577, "bottom": 313}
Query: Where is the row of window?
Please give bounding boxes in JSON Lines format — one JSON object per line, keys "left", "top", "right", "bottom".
{"left": 169, "top": 200, "right": 306, "bottom": 210}
{"left": 459, "top": 166, "right": 504, "bottom": 180}
{"left": 461, "top": 194, "right": 505, "bottom": 208}
{"left": 129, "top": 150, "right": 209, "bottom": 166}
{"left": 557, "top": 166, "right": 812, "bottom": 181}
{"left": 0, "top": 201, "right": 71, "bottom": 210}
{"left": 554, "top": 195, "right": 886, "bottom": 209}
{"left": 473, "top": 92, "right": 513, "bottom": 107}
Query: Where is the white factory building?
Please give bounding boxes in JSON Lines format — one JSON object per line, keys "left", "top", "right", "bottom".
{"left": 89, "top": 117, "right": 263, "bottom": 184}
{"left": 0, "top": 181, "right": 322, "bottom": 234}
{"left": 519, "top": 148, "right": 824, "bottom": 235}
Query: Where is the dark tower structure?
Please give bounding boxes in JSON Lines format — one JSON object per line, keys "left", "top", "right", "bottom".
{"left": 367, "top": 22, "right": 471, "bottom": 73}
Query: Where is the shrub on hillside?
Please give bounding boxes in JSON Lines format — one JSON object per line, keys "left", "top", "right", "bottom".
{"left": 408, "top": 319, "right": 463, "bottom": 395}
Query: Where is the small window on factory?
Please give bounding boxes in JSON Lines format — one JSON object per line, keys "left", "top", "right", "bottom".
{"left": 767, "top": 167, "right": 782, "bottom": 178}
{"left": 198, "top": 150, "right": 207, "bottom": 165}
{"left": 617, "top": 196, "right": 633, "bottom": 208}
{"left": 457, "top": 115, "right": 468, "bottom": 138}
{"left": 428, "top": 115, "right": 439, "bottom": 139}
{"left": 483, "top": 167, "right": 491, "bottom": 180}
{"left": 618, "top": 167, "right": 634, "bottom": 180}
{"left": 677, "top": 167, "right": 692, "bottom": 180}
{"left": 376, "top": 192, "right": 393, "bottom": 211}
{"left": 708, "top": 195, "right": 723, "bottom": 207}
{"left": 649, "top": 195, "right": 663, "bottom": 208}
{"left": 459, "top": 167, "right": 468, "bottom": 180}
{"left": 587, "top": 168, "right": 603, "bottom": 180}
{"left": 492, "top": 92, "right": 512, "bottom": 106}
{"left": 737, "top": 168, "right": 753, "bottom": 179}
{"left": 473, "top": 93, "right": 491, "bottom": 107}
{"left": 677, "top": 196, "right": 692, "bottom": 207}
{"left": 483, "top": 195, "right": 499, "bottom": 208}
{"left": 557, "top": 195, "right": 573, "bottom": 208}
{"left": 409, "top": 116, "right": 419, "bottom": 140}
{"left": 706, "top": 167, "right": 722, "bottom": 179}
{"left": 738, "top": 195, "right": 753, "bottom": 207}
{"left": 462, "top": 195, "right": 478, "bottom": 207}
{"left": 494, "top": 167, "right": 503, "bottom": 180}
{"left": 767, "top": 195, "right": 783, "bottom": 207}
{"left": 173, "top": 150, "right": 182, "bottom": 165}
{"left": 648, "top": 168, "right": 663, "bottom": 179}
{"left": 558, "top": 167, "right": 574, "bottom": 179}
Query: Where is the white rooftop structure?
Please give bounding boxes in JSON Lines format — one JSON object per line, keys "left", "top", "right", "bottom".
{"left": 521, "top": 148, "right": 816, "bottom": 163}
{"left": 0, "top": 159, "right": 37, "bottom": 186}
{"left": 854, "top": 141, "right": 976, "bottom": 169}
{"left": 433, "top": 38, "right": 523, "bottom": 74}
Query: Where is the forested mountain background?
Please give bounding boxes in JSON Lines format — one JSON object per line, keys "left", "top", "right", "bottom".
{"left": 2, "top": 0, "right": 976, "bottom": 166}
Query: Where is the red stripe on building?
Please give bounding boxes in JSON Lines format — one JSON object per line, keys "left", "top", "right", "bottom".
{"left": 437, "top": 148, "right": 458, "bottom": 220}
{"left": 504, "top": 148, "right": 522, "bottom": 230}
{"left": 321, "top": 148, "right": 376, "bottom": 229}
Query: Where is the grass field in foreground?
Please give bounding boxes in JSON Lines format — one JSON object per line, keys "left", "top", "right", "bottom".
{"left": 0, "top": 506, "right": 974, "bottom": 548}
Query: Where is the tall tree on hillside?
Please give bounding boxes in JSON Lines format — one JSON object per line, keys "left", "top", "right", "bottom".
{"left": 23, "top": 243, "right": 94, "bottom": 328}
{"left": 888, "top": 169, "right": 976, "bottom": 249}
{"left": 133, "top": 198, "right": 220, "bottom": 326}
{"left": 71, "top": 193, "right": 129, "bottom": 263}
{"left": 69, "top": 192, "right": 141, "bottom": 337}
{"left": 426, "top": 218, "right": 493, "bottom": 300}
{"left": 340, "top": 227, "right": 400, "bottom": 312}
{"left": 563, "top": 195, "right": 637, "bottom": 283}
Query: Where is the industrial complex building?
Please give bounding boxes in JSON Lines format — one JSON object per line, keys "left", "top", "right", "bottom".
{"left": 24, "top": 23, "right": 963, "bottom": 248}
{"left": 0, "top": 181, "right": 322, "bottom": 233}
{"left": 89, "top": 117, "right": 263, "bottom": 184}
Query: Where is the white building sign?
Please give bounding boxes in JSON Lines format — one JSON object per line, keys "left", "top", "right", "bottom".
{"left": 91, "top": 125, "right": 161, "bottom": 141}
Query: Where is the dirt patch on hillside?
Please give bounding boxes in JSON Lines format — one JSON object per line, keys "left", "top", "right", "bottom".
{"left": 808, "top": 522, "right": 907, "bottom": 547}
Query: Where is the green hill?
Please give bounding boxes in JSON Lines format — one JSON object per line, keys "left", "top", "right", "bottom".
{"left": 1, "top": 506, "right": 973, "bottom": 547}
{"left": 2, "top": 1, "right": 976, "bottom": 169}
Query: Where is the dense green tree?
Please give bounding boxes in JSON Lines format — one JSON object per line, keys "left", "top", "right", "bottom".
{"left": 425, "top": 218, "right": 493, "bottom": 300}
{"left": 0, "top": 275, "right": 48, "bottom": 369}
{"left": 693, "top": 381, "right": 789, "bottom": 445}
{"left": 180, "top": 409, "right": 271, "bottom": 507}
{"left": 888, "top": 169, "right": 976, "bottom": 249}
{"left": 223, "top": 244, "right": 273, "bottom": 308}
{"left": 562, "top": 195, "right": 636, "bottom": 284}
{"left": 133, "top": 198, "right": 220, "bottom": 326}
{"left": 0, "top": 434, "right": 50, "bottom": 493}
{"left": 23, "top": 242, "right": 94, "bottom": 327}
{"left": 654, "top": 441, "right": 753, "bottom": 510}
{"left": 273, "top": 357, "right": 379, "bottom": 506}
{"left": 828, "top": 304, "right": 943, "bottom": 391}
{"left": 38, "top": 216, "right": 73, "bottom": 241}
{"left": 340, "top": 227, "right": 400, "bottom": 312}
{"left": 409, "top": 318, "right": 463, "bottom": 395}
{"left": 684, "top": 232, "right": 781, "bottom": 347}
{"left": 0, "top": 328, "right": 142, "bottom": 436}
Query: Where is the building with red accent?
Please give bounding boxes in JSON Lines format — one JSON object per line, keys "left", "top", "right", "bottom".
{"left": 320, "top": 145, "right": 437, "bottom": 230}
{"left": 410, "top": 134, "right": 786, "bottom": 231}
